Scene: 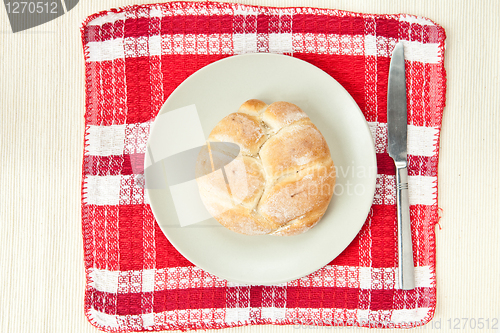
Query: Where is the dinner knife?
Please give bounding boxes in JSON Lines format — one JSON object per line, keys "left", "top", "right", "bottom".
{"left": 387, "top": 42, "right": 415, "bottom": 290}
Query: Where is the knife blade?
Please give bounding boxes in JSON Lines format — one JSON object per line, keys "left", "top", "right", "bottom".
{"left": 387, "top": 42, "right": 415, "bottom": 290}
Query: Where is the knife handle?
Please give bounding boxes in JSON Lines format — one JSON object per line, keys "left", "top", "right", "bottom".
{"left": 395, "top": 163, "right": 415, "bottom": 290}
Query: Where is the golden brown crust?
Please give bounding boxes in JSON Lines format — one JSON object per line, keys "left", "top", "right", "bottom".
{"left": 262, "top": 101, "right": 309, "bottom": 132}
{"left": 214, "top": 206, "right": 281, "bottom": 235}
{"left": 238, "top": 99, "right": 268, "bottom": 115}
{"left": 209, "top": 112, "right": 267, "bottom": 156}
{"left": 197, "top": 99, "right": 336, "bottom": 236}
{"left": 224, "top": 156, "right": 266, "bottom": 208}
{"left": 259, "top": 123, "right": 331, "bottom": 180}
{"left": 258, "top": 161, "right": 335, "bottom": 229}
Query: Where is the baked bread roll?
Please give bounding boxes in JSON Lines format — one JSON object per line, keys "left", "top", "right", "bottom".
{"left": 196, "top": 99, "right": 335, "bottom": 236}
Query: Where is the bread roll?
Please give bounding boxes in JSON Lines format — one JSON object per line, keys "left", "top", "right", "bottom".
{"left": 196, "top": 99, "right": 335, "bottom": 236}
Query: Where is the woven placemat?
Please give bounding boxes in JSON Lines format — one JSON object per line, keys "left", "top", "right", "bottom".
{"left": 81, "top": 1, "right": 446, "bottom": 331}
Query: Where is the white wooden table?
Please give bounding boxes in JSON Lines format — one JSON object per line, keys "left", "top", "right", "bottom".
{"left": 1, "top": 1, "right": 499, "bottom": 332}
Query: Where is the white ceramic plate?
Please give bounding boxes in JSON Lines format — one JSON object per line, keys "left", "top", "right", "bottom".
{"left": 145, "top": 53, "right": 376, "bottom": 285}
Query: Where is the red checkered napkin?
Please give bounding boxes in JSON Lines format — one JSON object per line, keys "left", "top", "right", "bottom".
{"left": 81, "top": 1, "right": 446, "bottom": 331}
